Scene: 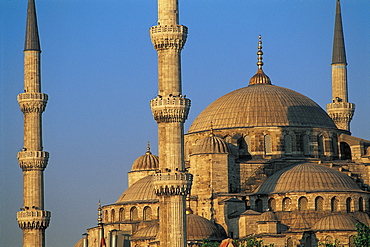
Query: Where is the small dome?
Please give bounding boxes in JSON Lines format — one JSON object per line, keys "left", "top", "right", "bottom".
{"left": 131, "top": 147, "right": 159, "bottom": 171}
{"left": 259, "top": 211, "right": 277, "bottom": 222}
{"left": 193, "top": 134, "right": 229, "bottom": 154}
{"left": 256, "top": 163, "right": 361, "bottom": 194}
{"left": 116, "top": 176, "right": 157, "bottom": 204}
{"left": 312, "top": 214, "right": 358, "bottom": 231}
{"left": 130, "top": 214, "right": 227, "bottom": 242}
{"left": 187, "top": 214, "right": 227, "bottom": 241}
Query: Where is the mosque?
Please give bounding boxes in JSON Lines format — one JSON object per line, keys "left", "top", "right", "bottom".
{"left": 17, "top": 0, "right": 370, "bottom": 247}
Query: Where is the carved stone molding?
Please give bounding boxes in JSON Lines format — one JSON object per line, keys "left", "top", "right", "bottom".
{"left": 18, "top": 93, "right": 48, "bottom": 113}
{"left": 18, "top": 151, "right": 49, "bottom": 171}
{"left": 17, "top": 210, "right": 51, "bottom": 230}
{"left": 150, "top": 25, "right": 188, "bottom": 51}
{"left": 153, "top": 172, "right": 193, "bottom": 196}
{"left": 150, "top": 96, "right": 190, "bottom": 123}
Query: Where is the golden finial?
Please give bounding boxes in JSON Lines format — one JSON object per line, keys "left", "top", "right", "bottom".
{"left": 97, "top": 200, "right": 103, "bottom": 225}
{"left": 257, "top": 35, "right": 264, "bottom": 70}
{"left": 185, "top": 196, "right": 193, "bottom": 214}
{"left": 209, "top": 122, "right": 214, "bottom": 137}
{"left": 146, "top": 141, "right": 152, "bottom": 155}
{"left": 249, "top": 35, "right": 272, "bottom": 85}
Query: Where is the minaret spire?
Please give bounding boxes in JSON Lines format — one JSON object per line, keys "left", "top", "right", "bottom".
{"left": 150, "top": 0, "right": 193, "bottom": 246}
{"left": 326, "top": 0, "right": 355, "bottom": 132}
{"left": 16, "top": 0, "right": 50, "bottom": 246}
{"left": 249, "top": 35, "right": 271, "bottom": 85}
{"left": 24, "top": 0, "right": 40, "bottom": 51}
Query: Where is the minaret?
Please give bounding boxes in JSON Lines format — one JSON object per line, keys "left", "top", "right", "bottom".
{"left": 326, "top": 0, "right": 355, "bottom": 132}
{"left": 149, "top": 0, "right": 193, "bottom": 246}
{"left": 16, "top": 0, "right": 50, "bottom": 246}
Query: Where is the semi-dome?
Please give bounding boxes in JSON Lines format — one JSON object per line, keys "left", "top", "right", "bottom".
{"left": 116, "top": 176, "right": 157, "bottom": 204}
{"left": 192, "top": 132, "right": 229, "bottom": 154}
{"left": 312, "top": 215, "right": 358, "bottom": 231}
{"left": 130, "top": 214, "right": 226, "bottom": 241}
{"left": 255, "top": 163, "right": 361, "bottom": 194}
{"left": 131, "top": 147, "right": 159, "bottom": 171}
{"left": 188, "top": 84, "right": 336, "bottom": 133}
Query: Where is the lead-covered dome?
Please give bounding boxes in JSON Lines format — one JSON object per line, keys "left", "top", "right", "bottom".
{"left": 116, "top": 176, "right": 157, "bottom": 204}
{"left": 131, "top": 147, "right": 159, "bottom": 171}
{"left": 188, "top": 84, "right": 336, "bottom": 133}
{"left": 192, "top": 133, "right": 229, "bottom": 154}
{"left": 255, "top": 163, "right": 362, "bottom": 194}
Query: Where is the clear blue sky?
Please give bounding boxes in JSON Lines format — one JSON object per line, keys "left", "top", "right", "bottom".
{"left": 0, "top": 0, "right": 369, "bottom": 246}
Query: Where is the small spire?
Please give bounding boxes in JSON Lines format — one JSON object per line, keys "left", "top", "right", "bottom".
{"left": 24, "top": 0, "right": 40, "bottom": 51}
{"left": 249, "top": 35, "right": 271, "bottom": 85}
{"left": 332, "top": 0, "right": 347, "bottom": 64}
{"left": 185, "top": 196, "right": 193, "bottom": 214}
{"left": 97, "top": 200, "right": 103, "bottom": 225}
{"left": 145, "top": 141, "right": 152, "bottom": 155}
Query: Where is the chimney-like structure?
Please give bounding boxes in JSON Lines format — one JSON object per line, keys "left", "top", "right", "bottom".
{"left": 16, "top": 0, "right": 51, "bottom": 246}
{"left": 326, "top": 0, "right": 355, "bottom": 132}
{"left": 149, "top": 0, "right": 193, "bottom": 246}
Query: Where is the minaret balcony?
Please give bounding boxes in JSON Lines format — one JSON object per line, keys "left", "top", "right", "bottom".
{"left": 150, "top": 25, "right": 188, "bottom": 51}
{"left": 17, "top": 209, "right": 51, "bottom": 230}
{"left": 326, "top": 101, "right": 355, "bottom": 110}
{"left": 150, "top": 95, "right": 191, "bottom": 123}
{"left": 18, "top": 93, "right": 48, "bottom": 113}
{"left": 18, "top": 151, "right": 49, "bottom": 170}
{"left": 153, "top": 172, "right": 193, "bottom": 196}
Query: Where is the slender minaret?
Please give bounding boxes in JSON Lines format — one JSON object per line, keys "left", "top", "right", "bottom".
{"left": 326, "top": 0, "right": 355, "bottom": 132}
{"left": 16, "top": 0, "right": 50, "bottom": 246}
{"left": 149, "top": 0, "right": 193, "bottom": 246}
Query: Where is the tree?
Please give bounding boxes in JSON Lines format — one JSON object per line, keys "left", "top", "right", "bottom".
{"left": 354, "top": 223, "right": 370, "bottom": 247}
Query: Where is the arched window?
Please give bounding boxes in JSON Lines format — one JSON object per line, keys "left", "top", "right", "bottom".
{"left": 264, "top": 135, "right": 272, "bottom": 155}
{"left": 349, "top": 235, "right": 355, "bottom": 247}
{"left": 282, "top": 197, "right": 292, "bottom": 211}
{"left": 340, "top": 142, "right": 352, "bottom": 160}
{"left": 286, "top": 237, "right": 293, "bottom": 247}
{"left": 143, "top": 206, "right": 152, "bottom": 221}
{"left": 332, "top": 134, "right": 338, "bottom": 157}
{"left": 119, "top": 208, "right": 124, "bottom": 221}
{"left": 284, "top": 134, "right": 292, "bottom": 154}
{"left": 111, "top": 209, "right": 115, "bottom": 222}
{"left": 104, "top": 210, "right": 108, "bottom": 223}
{"left": 315, "top": 196, "right": 324, "bottom": 211}
{"left": 130, "top": 207, "right": 138, "bottom": 221}
{"left": 298, "top": 197, "right": 308, "bottom": 211}
{"left": 268, "top": 198, "right": 276, "bottom": 211}
{"left": 255, "top": 199, "right": 263, "bottom": 212}
{"left": 331, "top": 197, "right": 339, "bottom": 212}
{"left": 346, "top": 197, "right": 352, "bottom": 212}
{"left": 325, "top": 235, "right": 333, "bottom": 243}
{"left": 244, "top": 136, "right": 251, "bottom": 155}
{"left": 359, "top": 197, "right": 364, "bottom": 212}
{"left": 303, "top": 134, "right": 310, "bottom": 155}
{"left": 318, "top": 135, "right": 324, "bottom": 155}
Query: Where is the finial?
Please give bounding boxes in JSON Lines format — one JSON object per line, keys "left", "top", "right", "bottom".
{"left": 97, "top": 200, "right": 103, "bottom": 225}
{"left": 185, "top": 196, "right": 193, "bottom": 214}
{"left": 249, "top": 35, "right": 272, "bottom": 85}
{"left": 209, "top": 122, "right": 214, "bottom": 137}
{"left": 257, "top": 35, "right": 264, "bottom": 70}
{"left": 146, "top": 141, "right": 152, "bottom": 155}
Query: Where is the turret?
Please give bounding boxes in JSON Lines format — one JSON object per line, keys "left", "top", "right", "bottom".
{"left": 149, "top": 0, "right": 193, "bottom": 246}
{"left": 326, "top": 0, "right": 355, "bottom": 132}
{"left": 16, "top": 0, "right": 50, "bottom": 246}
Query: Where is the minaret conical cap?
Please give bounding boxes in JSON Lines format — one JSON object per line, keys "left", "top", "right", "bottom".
{"left": 332, "top": 0, "right": 346, "bottom": 64}
{"left": 249, "top": 35, "right": 271, "bottom": 85}
{"left": 24, "top": 0, "right": 40, "bottom": 51}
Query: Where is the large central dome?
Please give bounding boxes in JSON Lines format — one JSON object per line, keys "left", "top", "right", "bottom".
{"left": 188, "top": 84, "right": 336, "bottom": 133}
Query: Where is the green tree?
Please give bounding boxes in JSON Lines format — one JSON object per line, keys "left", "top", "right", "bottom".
{"left": 354, "top": 223, "right": 370, "bottom": 247}
{"left": 318, "top": 239, "right": 343, "bottom": 247}
{"left": 200, "top": 239, "right": 220, "bottom": 247}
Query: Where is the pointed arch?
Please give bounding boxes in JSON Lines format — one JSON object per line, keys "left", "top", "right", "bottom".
{"left": 130, "top": 206, "right": 138, "bottom": 221}
{"left": 315, "top": 196, "right": 324, "bottom": 211}
{"left": 282, "top": 197, "right": 292, "bottom": 211}
{"left": 331, "top": 197, "right": 339, "bottom": 212}
{"left": 143, "top": 206, "right": 152, "bottom": 221}
{"left": 298, "top": 197, "right": 308, "bottom": 211}
{"left": 119, "top": 207, "right": 124, "bottom": 221}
